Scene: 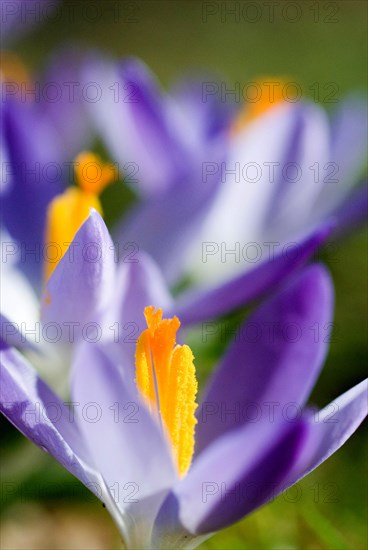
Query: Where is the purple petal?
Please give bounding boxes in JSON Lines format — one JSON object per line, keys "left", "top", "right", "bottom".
{"left": 263, "top": 102, "right": 330, "bottom": 238}
{"left": 85, "top": 56, "right": 190, "bottom": 195}
{"left": 0, "top": 345, "right": 93, "bottom": 487}
{"left": 0, "top": 313, "right": 36, "bottom": 351}
{"left": 330, "top": 96, "right": 368, "bottom": 189}
{"left": 331, "top": 181, "right": 368, "bottom": 237}
{"left": 154, "top": 419, "right": 306, "bottom": 537}
{"left": 195, "top": 264, "right": 334, "bottom": 455}
{"left": 117, "top": 158, "right": 222, "bottom": 284}
{"left": 107, "top": 252, "right": 173, "bottom": 363}
{"left": 71, "top": 342, "right": 177, "bottom": 504}
{"left": 1, "top": 99, "right": 63, "bottom": 285}
{"left": 283, "top": 379, "right": 368, "bottom": 490}
{"left": 39, "top": 47, "right": 93, "bottom": 162}
{"left": 170, "top": 72, "right": 235, "bottom": 142}
{"left": 174, "top": 222, "right": 333, "bottom": 325}
{"left": 41, "top": 210, "right": 115, "bottom": 342}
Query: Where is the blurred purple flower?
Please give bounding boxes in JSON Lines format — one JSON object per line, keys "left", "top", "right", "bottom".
{"left": 86, "top": 57, "right": 367, "bottom": 311}
{"left": 1, "top": 211, "right": 366, "bottom": 548}
{"left": 1, "top": 48, "right": 93, "bottom": 285}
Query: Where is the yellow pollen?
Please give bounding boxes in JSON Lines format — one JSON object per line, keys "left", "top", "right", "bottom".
{"left": 231, "top": 77, "right": 287, "bottom": 136}
{"left": 43, "top": 152, "right": 116, "bottom": 282}
{"left": 135, "top": 306, "right": 198, "bottom": 477}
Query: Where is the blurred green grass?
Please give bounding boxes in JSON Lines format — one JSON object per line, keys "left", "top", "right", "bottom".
{"left": 1, "top": 1, "right": 367, "bottom": 548}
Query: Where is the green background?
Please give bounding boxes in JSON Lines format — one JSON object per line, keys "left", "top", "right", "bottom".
{"left": 1, "top": 1, "right": 367, "bottom": 548}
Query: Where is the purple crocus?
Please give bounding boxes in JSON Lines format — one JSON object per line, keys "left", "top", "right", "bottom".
{"left": 85, "top": 58, "right": 367, "bottom": 322}
{"left": 1, "top": 48, "right": 92, "bottom": 285}
{"left": 1, "top": 211, "right": 366, "bottom": 549}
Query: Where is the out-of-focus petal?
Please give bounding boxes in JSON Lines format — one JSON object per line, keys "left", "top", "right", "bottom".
{"left": 330, "top": 180, "right": 368, "bottom": 237}
{"left": 0, "top": 313, "right": 37, "bottom": 350}
{"left": 117, "top": 164, "right": 222, "bottom": 285}
{"left": 0, "top": 235, "right": 39, "bottom": 330}
{"left": 1, "top": 99, "right": 63, "bottom": 284}
{"left": 85, "top": 56, "right": 189, "bottom": 195}
{"left": 173, "top": 222, "right": 333, "bottom": 325}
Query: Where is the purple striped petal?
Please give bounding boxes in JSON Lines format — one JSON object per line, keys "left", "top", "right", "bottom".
{"left": 0, "top": 345, "right": 93, "bottom": 487}
{"left": 195, "top": 264, "right": 333, "bottom": 455}
{"left": 41, "top": 210, "right": 115, "bottom": 342}
{"left": 174, "top": 222, "right": 333, "bottom": 325}
{"left": 85, "top": 56, "right": 190, "bottom": 195}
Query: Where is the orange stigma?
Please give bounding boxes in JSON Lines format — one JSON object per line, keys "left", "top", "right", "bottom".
{"left": 135, "top": 306, "right": 198, "bottom": 477}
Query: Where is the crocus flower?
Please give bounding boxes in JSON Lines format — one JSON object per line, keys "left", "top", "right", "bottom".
{"left": 1, "top": 209, "right": 367, "bottom": 549}
{"left": 85, "top": 58, "right": 367, "bottom": 316}
{"left": 1, "top": 48, "right": 93, "bottom": 285}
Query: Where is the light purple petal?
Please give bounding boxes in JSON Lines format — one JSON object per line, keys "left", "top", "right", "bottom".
{"left": 0, "top": 313, "right": 37, "bottom": 351}
{"left": 330, "top": 96, "right": 368, "bottom": 190}
{"left": 263, "top": 102, "right": 330, "bottom": 239}
{"left": 283, "top": 379, "right": 368, "bottom": 489}
{"left": 107, "top": 252, "right": 173, "bottom": 363}
{"left": 117, "top": 159, "right": 222, "bottom": 284}
{"left": 174, "top": 222, "right": 333, "bottom": 325}
{"left": 40, "top": 47, "right": 93, "bottom": 162}
{"left": 71, "top": 342, "right": 177, "bottom": 505}
{"left": 195, "top": 264, "right": 334, "bottom": 455}
{"left": 170, "top": 72, "right": 235, "bottom": 143}
{"left": 85, "top": 56, "right": 190, "bottom": 195}
{"left": 0, "top": 346, "right": 93, "bottom": 487}
{"left": 41, "top": 210, "right": 115, "bottom": 343}
{"left": 1, "top": 99, "right": 63, "bottom": 285}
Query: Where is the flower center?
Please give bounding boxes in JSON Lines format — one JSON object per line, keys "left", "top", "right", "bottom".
{"left": 135, "top": 306, "right": 198, "bottom": 477}
{"left": 231, "top": 77, "right": 286, "bottom": 136}
{"left": 43, "top": 151, "right": 116, "bottom": 282}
